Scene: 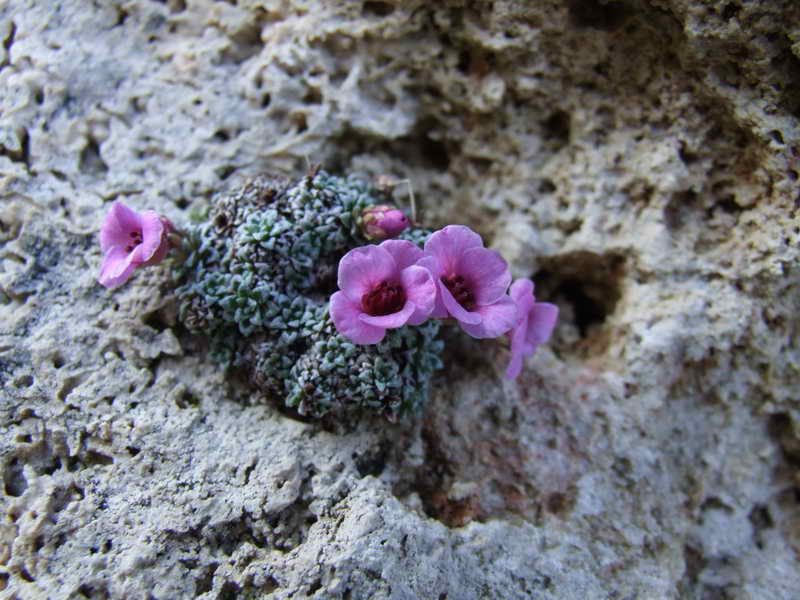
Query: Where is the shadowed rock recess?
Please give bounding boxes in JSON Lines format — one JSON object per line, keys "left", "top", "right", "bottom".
{"left": 0, "top": 0, "right": 798, "bottom": 598}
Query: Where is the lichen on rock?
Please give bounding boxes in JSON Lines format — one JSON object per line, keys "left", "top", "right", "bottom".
{"left": 174, "top": 171, "right": 443, "bottom": 421}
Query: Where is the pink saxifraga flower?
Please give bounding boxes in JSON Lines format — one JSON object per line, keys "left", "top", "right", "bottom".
{"left": 330, "top": 240, "right": 437, "bottom": 344}
{"left": 417, "top": 225, "right": 517, "bottom": 339}
{"left": 98, "top": 201, "right": 176, "bottom": 289}
{"left": 361, "top": 205, "right": 410, "bottom": 240}
{"left": 505, "top": 278, "right": 558, "bottom": 380}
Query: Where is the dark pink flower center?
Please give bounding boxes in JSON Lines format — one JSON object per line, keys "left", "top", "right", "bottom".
{"left": 362, "top": 281, "right": 405, "bottom": 316}
{"left": 442, "top": 274, "right": 476, "bottom": 311}
{"left": 126, "top": 230, "right": 143, "bottom": 253}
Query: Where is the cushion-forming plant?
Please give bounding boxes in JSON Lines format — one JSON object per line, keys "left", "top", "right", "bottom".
{"left": 173, "top": 171, "right": 445, "bottom": 421}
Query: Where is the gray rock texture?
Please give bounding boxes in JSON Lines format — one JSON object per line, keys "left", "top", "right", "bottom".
{"left": 1, "top": 0, "right": 799, "bottom": 598}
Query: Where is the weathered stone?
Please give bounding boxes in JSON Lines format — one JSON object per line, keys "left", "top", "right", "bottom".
{"left": 1, "top": 0, "right": 799, "bottom": 598}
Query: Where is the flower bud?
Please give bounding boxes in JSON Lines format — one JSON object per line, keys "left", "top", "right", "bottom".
{"left": 361, "top": 205, "right": 409, "bottom": 240}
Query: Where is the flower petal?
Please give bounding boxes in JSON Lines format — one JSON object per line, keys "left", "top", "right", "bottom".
{"left": 337, "top": 245, "right": 397, "bottom": 304}
{"left": 98, "top": 246, "right": 139, "bottom": 289}
{"left": 380, "top": 239, "right": 424, "bottom": 271}
{"left": 509, "top": 278, "right": 535, "bottom": 304}
{"left": 100, "top": 202, "right": 143, "bottom": 252}
{"left": 330, "top": 291, "right": 386, "bottom": 344}
{"left": 359, "top": 300, "right": 415, "bottom": 329}
{"left": 458, "top": 247, "right": 512, "bottom": 306}
{"left": 139, "top": 210, "right": 167, "bottom": 263}
{"left": 441, "top": 283, "right": 482, "bottom": 325}
{"left": 526, "top": 302, "right": 559, "bottom": 346}
{"left": 505, "top": 353, "right": 524, "bottom": 380}
{"left": 400, "top": 265, "right": 436, "bottom": 325}
{"left": 423, "top": 225, "right": 483, "bottom": 276}
{"left": 459, "top": 295, "right": 518, "bottom": 339}
{"left": 415, "top": 255, "right": 448, "bottom": 318}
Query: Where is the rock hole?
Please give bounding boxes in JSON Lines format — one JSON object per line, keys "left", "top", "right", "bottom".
{"left": 218, "top": 581, "right": 241, "bottom": 600}
{"left": 456, "top": 49, "right": 471, "bottom": 75}
{"left": 678, "top": 141, "right": 698, "bottom": 164}
{"left": 748, "top": 504, "right": 773, "bottom": 550}
{"left": 83, "top": 450, "right": 114, "bottom": 467}
{"left": 213, "top": 130, "right": 230, "bottom": 142}
{"left": 15, "top": 433, "right": 32, "bottom": 443}
{"left": 470, "top": 157, "right": 492, "bottom": 175}
{"left": 767, "top": 413, "right": 800, "bottom": 466}
{"left": 4, "top": 458, "right": 27, "bottom": 496}
{"left": 115, "top": 6, "right": 129, "bottom": 26}
{"left": 0, "top": 127, "right": 30, "bottom": 168}
{"left": 363, "top": 1, "right": 395, "bottom": 17}
{"left": 126, "top": 446, "right": 140, "bottom": 457}
{"left": 18, "top": 566, "right": 34, "bottom": 582}
{"left": 51, "top": 352, "right": 65, "bottom": 369}
{"left": 663, "top": 190, "right": 698, "bottom": 231}
{"left": 699, "top": 496, "right": 733, "bottom": 518}
{"left": 143, "top": 309, "right": 171, "bottom": 332}
{"left": 715, "top": 195, "right": 742, "bottom": 215}
{"left": 40, "top": 454, "right": 61, "bottom": 476}
{"left": 567, "top": 0, "right": 633, "bottom": 31}
{"left": 535, "top": 250, "right": 625, "bottom": 340}
{"left": 721, "top": 2, "right": 739, "bottom": 20}
{"left": 79, "top": 139, "right": 109, "bottom": 174}
{"left": 3, "top": 21, "right": 16, "bottom": 54}
{"left": 302, "top": 87, "right": 323, "bottom": 105}
{"left": 14, "top": 375, "right": 33, "bottom": 388}
{"left": 195, "top": 562, "right": 218, "bottom": 595}
{"left": 263, "top": 575, "right": 279, "bottom": 593}
{"left": 243, "top": 460, "right": 256, "bottom": 484}
{"left": 307, "top": 579, "right": 322, "bottom": 594}
{"left": 57, "top": 375, "right": 83, "bottom": 402}
{"left": 261, "top": 93, "right": 271, "bottom": 108}
{"left": 0, "top": 572, "right": 7, "bottom": 590}
{"left": 354, "top": 442, "right": 389, "bottom": 478}
{"left": 176, "top": 389, "right": 200, "bottom": 409}
{"left": 538, "top": 179, "right": 556, "bottom": 194}
{"left": 216, "top": 165, "right": 236, "bottom": 181}
{"left": 295, "top": 113, "right": 309, "bottom": 133}
{"left": 544, "top": 490, "right": 576, "bottom": 516}
{"left": 542, "top": 111, "right": 570, "bottom": 147}
{"left": 420, "top": 135, "right": 450, "bottom": 172}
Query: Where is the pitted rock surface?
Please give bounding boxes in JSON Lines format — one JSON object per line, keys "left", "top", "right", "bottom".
{"left": 1, "top": 1, "right": 799, "bottom": 599}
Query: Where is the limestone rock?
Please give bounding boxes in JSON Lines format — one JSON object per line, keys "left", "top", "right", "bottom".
{"left": 1, "top": 0, "right": 799, "bottom": 598}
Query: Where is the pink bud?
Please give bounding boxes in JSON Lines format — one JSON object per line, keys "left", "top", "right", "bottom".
{"left": 361, "top": 205, "right": 410, "bottom": 240}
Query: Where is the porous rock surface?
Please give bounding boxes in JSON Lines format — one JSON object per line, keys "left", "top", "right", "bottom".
{"left": 1, "top": 0, "right": 799, "bottom": 598}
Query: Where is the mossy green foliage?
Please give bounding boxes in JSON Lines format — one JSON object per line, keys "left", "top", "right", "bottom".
{"left": 174, "top": 172, "right": 443, "bottom": 421}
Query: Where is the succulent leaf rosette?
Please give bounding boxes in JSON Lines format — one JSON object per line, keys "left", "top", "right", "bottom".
{"left": 96, "top": 171, "right": 557, "bottom": 422}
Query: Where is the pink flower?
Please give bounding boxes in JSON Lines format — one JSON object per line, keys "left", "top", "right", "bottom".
{"left": 505, "top": 278, "right": 558, "bottom": 380}
{"left": 330, "top": 240, "right": 437, "bottom": 344}
{"left": 98, "top": 202, "right": 175, "bottom": 289}
{"left": 417, "top": 225, "right": 518, "bottom": 339}
{"left": 361, "top": 205, "right": 410, "bottom": 240}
